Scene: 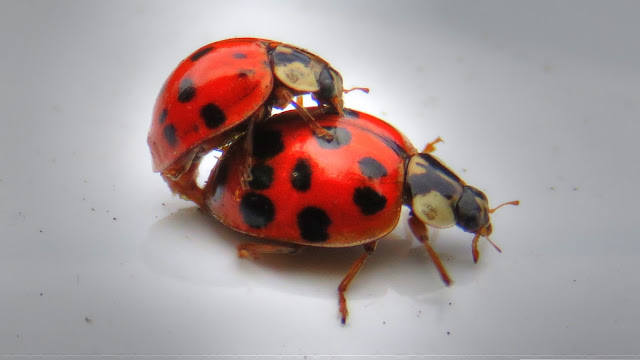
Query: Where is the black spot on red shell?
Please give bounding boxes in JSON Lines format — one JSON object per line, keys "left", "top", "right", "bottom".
{"left": 233, "top": 52, "right": 247, "bottom": 59}
{"left": 291, "top": 158, "right": 312, "bottom": 192}
{"left": 248, "top": 163, "right": 274, "bottom": 190}
{"left": 297, "top": 206, "right": 331, "bottom": 242}
{"left": 190, "top": 46, "right": 214, "bottom": 62}
{"left": 240, "top": 192, "right": 275, "bottom": 229}
{"left": 358, "top": 157, "right": 387, "bottom": 179}
{"left": 200, "top": 103, "right": 226, "bottom": 128}
{"left": 177, "top": 78, "right": 196, "bottom": 103}
{"left": 316, "top": 126, "right": 352, "bottom": 149}
{"left": 353, "top": 186, "right": 387, "bottom": 215}
{"left": 158, "top": 108, "right": 168, "bottom": 124}
{"left": 163, "top": 124, "right": 178, "bottom": 147}
{"left": 252, "top": 129, "right": 284, "bottom": 160}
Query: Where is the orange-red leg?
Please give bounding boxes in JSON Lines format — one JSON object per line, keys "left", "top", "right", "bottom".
{"left": 408, "top": 215, "right": 452, "bottom": 286}
{"left": 289, "top": 99, "right": 334, "bottom": 140}
{"left": 421, "top": 136, "right": 444, "bottom": 154}
{"left": 337, "top": 241, "right": 378, "bottom": 324}
{"left": 471, "top": 234, "right": 482, "bottom": 264}
{"left": 237, "top": 242, "right": 302, "bottom": 259}
{"left": 275, "top": 88, "right": 333, "bottom": 140}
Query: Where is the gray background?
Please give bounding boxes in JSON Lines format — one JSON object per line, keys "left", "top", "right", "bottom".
{"left": 1, "top": 0, "right": 639, "bottom": 357}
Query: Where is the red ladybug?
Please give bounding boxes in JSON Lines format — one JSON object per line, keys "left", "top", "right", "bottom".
{"left": 147, "top": 38, "right": 361, "bottom": 205}
{"left": 200, "top": 108, "right": 518, "bottom": 324}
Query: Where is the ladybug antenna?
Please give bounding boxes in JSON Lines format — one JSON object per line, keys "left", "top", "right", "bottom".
{"left": 343, "top": 87, "right": 370, "bottom": 94}
{"left": 490, "top": 200, "right": 520, "bottom": 213}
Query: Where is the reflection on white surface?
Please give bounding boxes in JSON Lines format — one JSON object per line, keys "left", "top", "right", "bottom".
{"left": 195, "top": 150, "right": 221, "bottom": 189}
{"left": 1, "top": 0, "right": 639, "bottom": 357}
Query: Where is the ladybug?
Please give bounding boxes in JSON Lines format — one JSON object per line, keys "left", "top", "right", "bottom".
{"left": 147, "top": 38, "right": 363, "bottom": 206}
{"left": 199, "top": 108, "right": 519, "bottom": 324}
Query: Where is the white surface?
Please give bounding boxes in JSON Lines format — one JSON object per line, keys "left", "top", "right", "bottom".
{"left": 1, "top": 0, "right": 639, "bottom": 358}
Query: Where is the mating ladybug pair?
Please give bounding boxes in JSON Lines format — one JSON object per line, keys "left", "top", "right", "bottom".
{"left": 147, "top": 38, "right": 518, "bottom": 324}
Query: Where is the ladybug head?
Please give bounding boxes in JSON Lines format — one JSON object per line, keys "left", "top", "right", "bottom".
{"left": 406, "top": 153, "right": 518, "bottom": 262}
{"left": 455, "top": 185, "right": 491, "bottom": 234}
{"left": 315, "top": 67, "right": 344, "bottom": 112}
{"left": 457, "top": 186, "right": 519, "bottom": 263}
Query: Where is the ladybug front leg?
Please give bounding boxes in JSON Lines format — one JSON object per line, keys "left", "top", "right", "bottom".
{"left": 337, "top": 241, "right": 378, "bottom": 325}
{"left": 273, "top": 87, "right": 334, "bottom": 140}
{"left": 408, "top": 215, "right": 452, "bottom": 286}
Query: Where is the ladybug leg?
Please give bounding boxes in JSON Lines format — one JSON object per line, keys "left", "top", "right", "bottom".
{"left": 337, "top": 241, "right": 378, "bottom": 324}
{"left": 471, "top": 233, "right": 504, "bottom": 263}
{"left": 408, "top": 215, "right": 452, "bottom": 286}
{"left": 289, "top": 100, "right": 334, "bottom": 140}
{"left": 276, "top": 88, "right": 334, "bottom": 141}
{"left": 421, "top": 137, "right": 444, "bottom": 154}
{"left": 237, "top": 242, "right": 302, "bottom": 259}
{"left": 471, "top": 233, "right": 482, "bottom": 264}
